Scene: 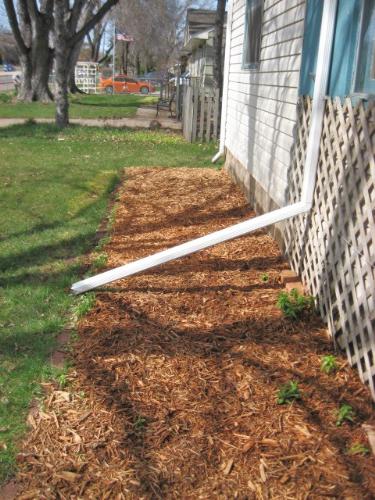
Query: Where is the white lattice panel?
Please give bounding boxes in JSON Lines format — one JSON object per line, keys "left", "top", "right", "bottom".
{"left": 285, "top": 97, "right": 375, "bottom": 398}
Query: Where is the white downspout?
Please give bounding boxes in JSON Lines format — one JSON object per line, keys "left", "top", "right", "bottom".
{"left": 71, "top": 0, "right": 337, "bottom": 295}
{"left": 211, "top": 0, "right": 234, "bottom": 163}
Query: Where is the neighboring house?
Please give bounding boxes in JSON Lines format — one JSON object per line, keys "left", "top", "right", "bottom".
{"left": 181, "top": 9, "right": 226, "bottom": 87}
{"left": 221, "top": 1, "right": 375, "bottom": 397}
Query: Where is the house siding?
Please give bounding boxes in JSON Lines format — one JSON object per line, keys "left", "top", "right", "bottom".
{"left": 224, "top": 0, "right": 306, "bottom": 208}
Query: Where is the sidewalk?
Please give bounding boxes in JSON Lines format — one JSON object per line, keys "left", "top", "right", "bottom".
{"left": 0, "top": 107, "right": 182, "bottom": 130}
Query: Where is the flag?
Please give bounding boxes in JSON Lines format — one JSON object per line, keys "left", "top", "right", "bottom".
{"left": 116, "top": 32, "right": 134, "bottom": 42}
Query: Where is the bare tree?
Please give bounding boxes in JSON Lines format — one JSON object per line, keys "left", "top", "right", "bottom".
{"left": 114, "top": 0, "right": 214, "bottom": 75}
{"left": 54, "top": 0, "right": 119, "bottom": 127}
{"left": 68, "top": 0, "right": 112, "bottom": 93}
{"left": 3, "top": 0, "right": 54, "bottom": 102}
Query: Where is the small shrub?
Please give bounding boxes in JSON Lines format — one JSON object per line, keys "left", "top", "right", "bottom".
{"left": 277, "top": 289, "right": 314, "bottom": 319}
{"left": 277, "top": 381, "right": 301, "bottom": 404}
{"left": 0, "top": 93, "right": 11, "bottom": 103}
{"left": 346, "top": 443, "right": 370, "bottom": 456}
{"left": 336, "top": 404, "right": 355, "bottom": 426}
{"left": 260, "top": 273, "right": 269, "bottom": 283}
{"left": 321, "top": 354, "right": 337, "bottom": 374}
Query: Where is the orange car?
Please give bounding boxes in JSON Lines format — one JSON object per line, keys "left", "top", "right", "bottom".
{"left": 99, "top": 74, "right": 155, "bottom": 94}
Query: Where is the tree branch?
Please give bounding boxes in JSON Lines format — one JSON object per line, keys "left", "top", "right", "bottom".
{"left": 98, "top": 40, "right": 113, "bottom": 63}
{"left": 26, "top": 0, "right": 40, "bottom": 21}
{"left": 3, "top": 0, "right": 29, "bottom": 55}
{"left": 71, "top": 0, "right": 118, "bottom": 46}
{"left": 70, "top": 0, "right": 86, "bottom": 34}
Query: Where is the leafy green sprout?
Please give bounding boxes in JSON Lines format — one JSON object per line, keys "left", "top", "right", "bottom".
{"left": 134, "top": 416, "right": 147, "bottom": 431}
{"left": 346, "top": 443, "right": 370, "bottom": 456}
{"left": 321, "top": 354, "right": 338, "bottom": 374}
{"left": 336, "top": 404, "right": 356, "bottom": 426}
{"left": 277, "top": 289, "right": 314, "bottom": 319}
{"left": 277, "top": 381, "right": 301, "bottom": 405}
{"left": 56, "top": 372, "right": 68, "bottom": 389}
{"left": 74, "top": 293, "right": 96, "bottom": 318}
{"left": 92, "top": 253, "right": 108, "bottom": 270}
{"left": 260, "top": 273, "right": 269, "bottom": 283}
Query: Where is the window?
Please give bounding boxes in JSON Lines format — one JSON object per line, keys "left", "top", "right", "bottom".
{"left": 243, "top": 0, "right": 263, "bottom": 69}
{"left": 354, "top": 0, "right": 375, "bottom": 95}
{"left": 114, "top": 77, "right": 126, "bottom": 82}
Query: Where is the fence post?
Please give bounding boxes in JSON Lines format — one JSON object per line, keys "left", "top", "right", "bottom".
{"left": 199, "top": 87, "right": 205, "bottom": 141}
{"left": 213, "top": 88, "right": 220, "bottom": 140}
{"left": 191, "top": 79, "right": 199, "bottom": 141}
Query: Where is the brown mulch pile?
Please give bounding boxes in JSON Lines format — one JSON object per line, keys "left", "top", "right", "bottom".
{"left": 15, "top": 168, "right": 375, "bottom": 499}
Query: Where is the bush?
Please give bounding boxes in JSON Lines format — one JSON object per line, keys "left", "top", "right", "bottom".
{"left": 277, "top": 288, "right": 314, "bottom": 319}
{"left": 0, "top": 93, "right": 12, "bottom": 103}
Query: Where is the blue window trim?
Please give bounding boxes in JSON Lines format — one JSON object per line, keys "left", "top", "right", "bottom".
{"left": 242, "top": 0, "right": 263, "bottom": 71}
{"left": 299, "top": 0, "right": 374, "bottom": 99}
{"left": 351, "top": 0, "right": 375, "bottom": 98}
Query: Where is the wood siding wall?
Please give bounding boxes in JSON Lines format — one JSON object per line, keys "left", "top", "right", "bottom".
{"left": 225, "top": 0, "right": 306, "bottom": 207}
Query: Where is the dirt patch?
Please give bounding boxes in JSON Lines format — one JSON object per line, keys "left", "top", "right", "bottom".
{"left": 14, "top": 168, "right": 375, "bottom": 498}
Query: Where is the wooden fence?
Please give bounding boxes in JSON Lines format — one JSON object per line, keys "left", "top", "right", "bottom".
{"left": 284, "top": 96, "right": 375, "bottom": 398}
{"left": 182, "top": 80, "right": 220, "bottom": 142}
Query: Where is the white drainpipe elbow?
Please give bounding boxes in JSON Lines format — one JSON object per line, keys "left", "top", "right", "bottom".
{"left": 212, "top": 150, "right": 224, "bottom": 163}
{"left": 70, "top": 0, "right": 337, "bottom": 295}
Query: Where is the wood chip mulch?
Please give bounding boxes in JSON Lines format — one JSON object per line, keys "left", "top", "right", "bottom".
{"left": 15, "top": 168, "right": 375, "bottom": 499}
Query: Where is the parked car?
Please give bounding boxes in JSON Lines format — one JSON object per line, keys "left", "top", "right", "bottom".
{"left": 99, "top": 74, "right": 155, "bottom": 94}
{"left": 3, "top": 63, "right": 15, "bottom": 72}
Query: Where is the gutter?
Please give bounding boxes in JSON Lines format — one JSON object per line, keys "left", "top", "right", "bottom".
{"left": 212, "top": 0, "right": 234, "bottom": 164}
{"left": 71, "top": 0, "right": 337, "bottom": 295}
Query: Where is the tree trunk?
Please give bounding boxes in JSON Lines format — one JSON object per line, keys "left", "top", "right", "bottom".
{"left": 55, "top": 57, "right": 69, "bottom": 128}
{"left": 214, "top": 0, "right": 226, "bottom": 97}
{"left": 54, "top": 8, "right": 70, "bottom": 128}
{"left": 31, "top": 47, "right": 54, "bottom": 102}
{"left": 17, "top": 54, "right": 33, "bottom": 101}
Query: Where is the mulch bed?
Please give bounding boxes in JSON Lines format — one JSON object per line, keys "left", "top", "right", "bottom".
{"left": 14, "top": 168, "right": 375, "bottom": 499}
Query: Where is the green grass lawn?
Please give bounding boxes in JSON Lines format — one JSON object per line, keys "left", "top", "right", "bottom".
{"left": 0, "top": 93, "right": 157, "bottom": 119}
{"left": 0, "top": 123, "right": 218, "bottom": 483}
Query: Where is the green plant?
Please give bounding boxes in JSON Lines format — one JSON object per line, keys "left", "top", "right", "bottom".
{"left": 277, "top": 381, "right": 301, "bottom": 404}
{"left": 260, "top": 273, "right": 269, "bottom": 283}
{"left": 321, "top": 354, "right": 337, "bottom": 374}
{"left": 346, "top": 443, "right": 370, "bottom": 456}
{"left": 0, "top": 93, "right": 11, "bottom": 104}
{"left": 92, "top": 253, "right": 108, "bottom": 270}
{"left": 336, "top": 404, "right": 356, "bottom": 426}
{"left": 134, "top": 416, "right": 147, "bottom": 431}
{"left": 56, "top": 372, "right": 68, "bottom": 389}
{"left": 277, "top": 289, "right": 314, "bottom": 319}
{"left": 74, "top": 293, "right": 95, "bottom": 318}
